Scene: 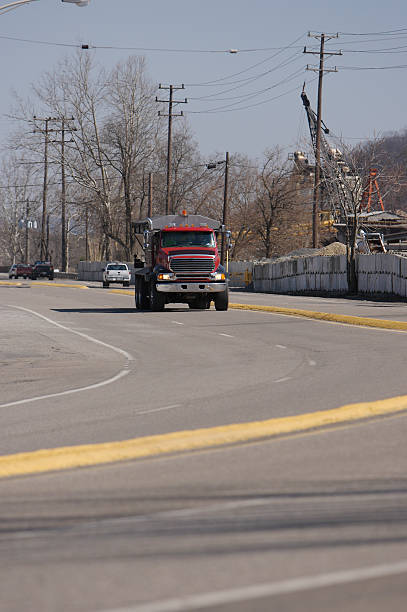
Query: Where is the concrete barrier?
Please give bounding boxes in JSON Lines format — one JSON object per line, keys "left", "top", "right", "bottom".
{"left": 76, "top": 254, "right": 407, "bottom": 299}
{"left": 252, "top": 253, "right": 407, "bottom": 298}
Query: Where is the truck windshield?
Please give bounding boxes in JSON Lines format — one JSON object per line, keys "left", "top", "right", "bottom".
{"left": 161, "top": 231, "right": 215, "bottom": 248}
{"left": 107, "top": 264, "right": 127, "bottom": 270}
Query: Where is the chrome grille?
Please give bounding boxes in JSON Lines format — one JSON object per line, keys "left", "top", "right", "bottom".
{"left": 169, "top": 256, "right": 215, "bottom": 277}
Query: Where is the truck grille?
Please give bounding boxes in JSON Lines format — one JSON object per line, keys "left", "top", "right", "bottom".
{"left": 169, "top": 256, "right": 215, "bottom": 277}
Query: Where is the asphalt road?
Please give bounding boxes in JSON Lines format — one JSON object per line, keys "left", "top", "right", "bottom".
{"left": 1, "top": 276, "right": 406, "bottom": 612}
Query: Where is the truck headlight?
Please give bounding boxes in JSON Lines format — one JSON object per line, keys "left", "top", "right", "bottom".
{"left": 212, "top": 272, "right": 225, "bottom": 281}
{"left": 157, "top": 272, "right": 175, "bottom": 280}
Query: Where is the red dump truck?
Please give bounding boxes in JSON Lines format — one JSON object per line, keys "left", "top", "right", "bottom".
{"left": 133, "top": 211, "right": 230, "bottom": 311}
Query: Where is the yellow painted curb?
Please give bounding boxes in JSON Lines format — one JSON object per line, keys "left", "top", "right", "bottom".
{"left": 0, "top": 281, "right": 22, "bottom": 286}
{"left": 35, "top": 282, "right": 88, "bottom": 289}
{"left": 1, "top": 394, "right": 407, "bottom": 478}
{"left": 107, "top": 291, "right": 407, "bottom": 332}
{"left": 110, "top": 289, "right": 133, "bottom": 295}
{"left": 230, "top": 303, "right": 407, "bottom": 332}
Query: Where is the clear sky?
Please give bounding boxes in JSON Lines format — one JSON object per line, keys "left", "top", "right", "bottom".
{"left": 1, "top": 0, "right": 407, "bottom": 161}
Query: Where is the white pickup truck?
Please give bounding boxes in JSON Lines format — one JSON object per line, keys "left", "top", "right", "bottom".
{"left": 102, "top": 262, "right": 131, "bottom": 288}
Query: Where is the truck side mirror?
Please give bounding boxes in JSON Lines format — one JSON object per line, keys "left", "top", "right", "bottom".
{"left": 143, "top": 230, "right": 150, "bottom": 250}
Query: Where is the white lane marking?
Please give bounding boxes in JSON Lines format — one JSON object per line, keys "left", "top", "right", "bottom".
{"left": 1, "top": 305, "right": 134, "bottom": 409}
{"left": 275, "top": 344, "right": 287, "bottom": 349}
{"left": 308, "top": 359, "right": 316, "bottom": 366}
{"left": 10, "top": 305, "right": 133, "bottom": 362}
{"left": 273, "top": 377, "right": 291, "bottom": 383}
{"left": 0, "top": 370, "right": 130, "bottom": 409}
{"left": 135, "top": 404, "right": 181, "bottom": 416}
{"left": 219, "top": 333, "right": 234, "bottom": 338}
{"left": 172, "top": 321, "right": 184, "bottom": 326}
{"left": 102, "top": 559, "right": 407, "bottom": 612}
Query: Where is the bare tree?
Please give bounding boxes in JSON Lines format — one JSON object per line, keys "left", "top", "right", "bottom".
{"left": 0, "top": 155, "right": 40, "bottom": 264}
{"left": 102, "top": 56, "right": 162, "bottom": 258}
{"left": 255, "top": 148, "right": 298, "bottom": 258}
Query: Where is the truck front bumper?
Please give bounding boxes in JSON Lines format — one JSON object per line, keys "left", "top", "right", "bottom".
{"left": 156, "top": 282, "right": 227, "bottom": 293}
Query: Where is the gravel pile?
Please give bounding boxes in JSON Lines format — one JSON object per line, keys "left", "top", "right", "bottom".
{"left": 260, "top": 242, "right": 347, "bottom": 265}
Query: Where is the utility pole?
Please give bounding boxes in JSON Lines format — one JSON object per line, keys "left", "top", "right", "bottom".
{"left": 148, "top": 172, "right": 153, "bottom": 218}
{"left": 156, "top": 84, "right": 187, "bottom": 214}
{"left": 304, "top": 33, "right": 341, "bottom": 248}
{"left": 85, "top": 202, "right": 89, "bottom": 261}
{"left": 221, "top": 152, "right": 230, "bottom": 266}
{"left": 46, "top": 214, "right": 50, "bottom": 260}
{"left": 51, "top": 117, "right": 77, "bottom": 272}
{"left": 34, "top": 116, "right": 76, "bottom": 267}
{"left": 24, "top": 200, "right": 30, "bottom": 263}
{"left": 34, "top": 116, "right": 54, "bottom": 260}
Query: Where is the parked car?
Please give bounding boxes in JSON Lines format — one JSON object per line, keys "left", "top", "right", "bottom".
{"left": 31, "top": 261, "right": 54, "bottom": 280}
{"left": 8, "top": 263, "right": 32, "bottom": 279}
{"left": 102, "top": 262, "right": 131, "bottom": 287}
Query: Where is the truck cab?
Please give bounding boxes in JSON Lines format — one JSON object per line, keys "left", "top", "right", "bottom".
{"left": 133, "top": 212, "right": 230, "bottom": 311}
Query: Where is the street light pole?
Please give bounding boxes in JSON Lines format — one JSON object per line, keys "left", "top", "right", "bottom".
{"left": 221, "top": 151, "right": 229, "bottom": 267}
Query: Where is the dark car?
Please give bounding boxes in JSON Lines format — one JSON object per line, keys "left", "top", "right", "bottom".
{"left": 8, "top": 263, "right": 33, "bottom": 279}
{"left": 31, "top": 261, "right": 54, "bottom": 280}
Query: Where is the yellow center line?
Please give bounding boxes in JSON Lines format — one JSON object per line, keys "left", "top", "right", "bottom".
{"left": 1, "top": 394, "right": 407, "bottom": 479}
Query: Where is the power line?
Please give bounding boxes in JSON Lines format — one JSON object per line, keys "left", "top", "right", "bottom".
{"left": 187, "top": 54, "right": 302, "bottom": 100}
{"left": 339, "top": 28, "right": 407, "bottom": 36}
{"left": 341, "top": 64, "right": 407, "bottom": 70}
{"left": 185, "top": 32, "right": 306, "bottom": 87}
{"left": 188, "top": 76, "right": 318, "bottom": 114}
{"left": 189, "top": 66, "right": 304, "bottom": 103}
{"left": 189, "top": 66, "right": 304, "bottom": 108}
{"left": 0, "top": 32, "right": 305, "bottom": 54}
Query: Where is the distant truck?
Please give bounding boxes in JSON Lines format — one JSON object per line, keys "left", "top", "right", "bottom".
{"left": 102, "top": 262, "right": 131, "bottom": 288}
{"left": 133, "top": 212, "right": 230, "bottom": 311}
{"left": 31, "top": 261, "right": 54, "bottom": 280}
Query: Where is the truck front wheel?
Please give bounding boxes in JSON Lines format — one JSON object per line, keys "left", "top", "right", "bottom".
{"left": 150, "top": 280, "right": 165, "bottom": 311}
{"left": 214, "top": 287, "right": 229, "bottom": 311}
{"left": 135, "top": 278, "right": 149, "bottom": 309}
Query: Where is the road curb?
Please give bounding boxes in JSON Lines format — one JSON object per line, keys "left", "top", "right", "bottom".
{"left": 229, "top": 303, "right": 407, "bottom": 331}
{"left": 35, "top": 282, "right": 89, "bottom": 289}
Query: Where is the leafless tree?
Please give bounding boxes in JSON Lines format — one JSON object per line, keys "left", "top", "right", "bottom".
{"left": 254, "top": 148, "right": 298, "bottom": 258}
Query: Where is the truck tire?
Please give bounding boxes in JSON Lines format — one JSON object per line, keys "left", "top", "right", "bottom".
{"left": 123, "top": 281, "right": 130, "bottom": 287}
{"left": 150, "top": 280, "right": 165, "bottom": 311}
{"left": 214, "top": 287, "right": 229, "bottom": 311}
{"left": 135, "top": 278, "right": 150, "bottom": 309}
{"left": 103, "top": 280, "right": 109, "bottom": 288}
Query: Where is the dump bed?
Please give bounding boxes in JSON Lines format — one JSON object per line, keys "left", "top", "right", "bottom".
{"left": 133, "top": 214, "right": 223, "bottom": 235}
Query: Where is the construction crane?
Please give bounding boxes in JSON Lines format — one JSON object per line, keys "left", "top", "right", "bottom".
{"left": 300, "top": 87, "right": 407, "bottom": 253}
{"left": 300, "top": 87, "right": 358, "bottom": 224}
